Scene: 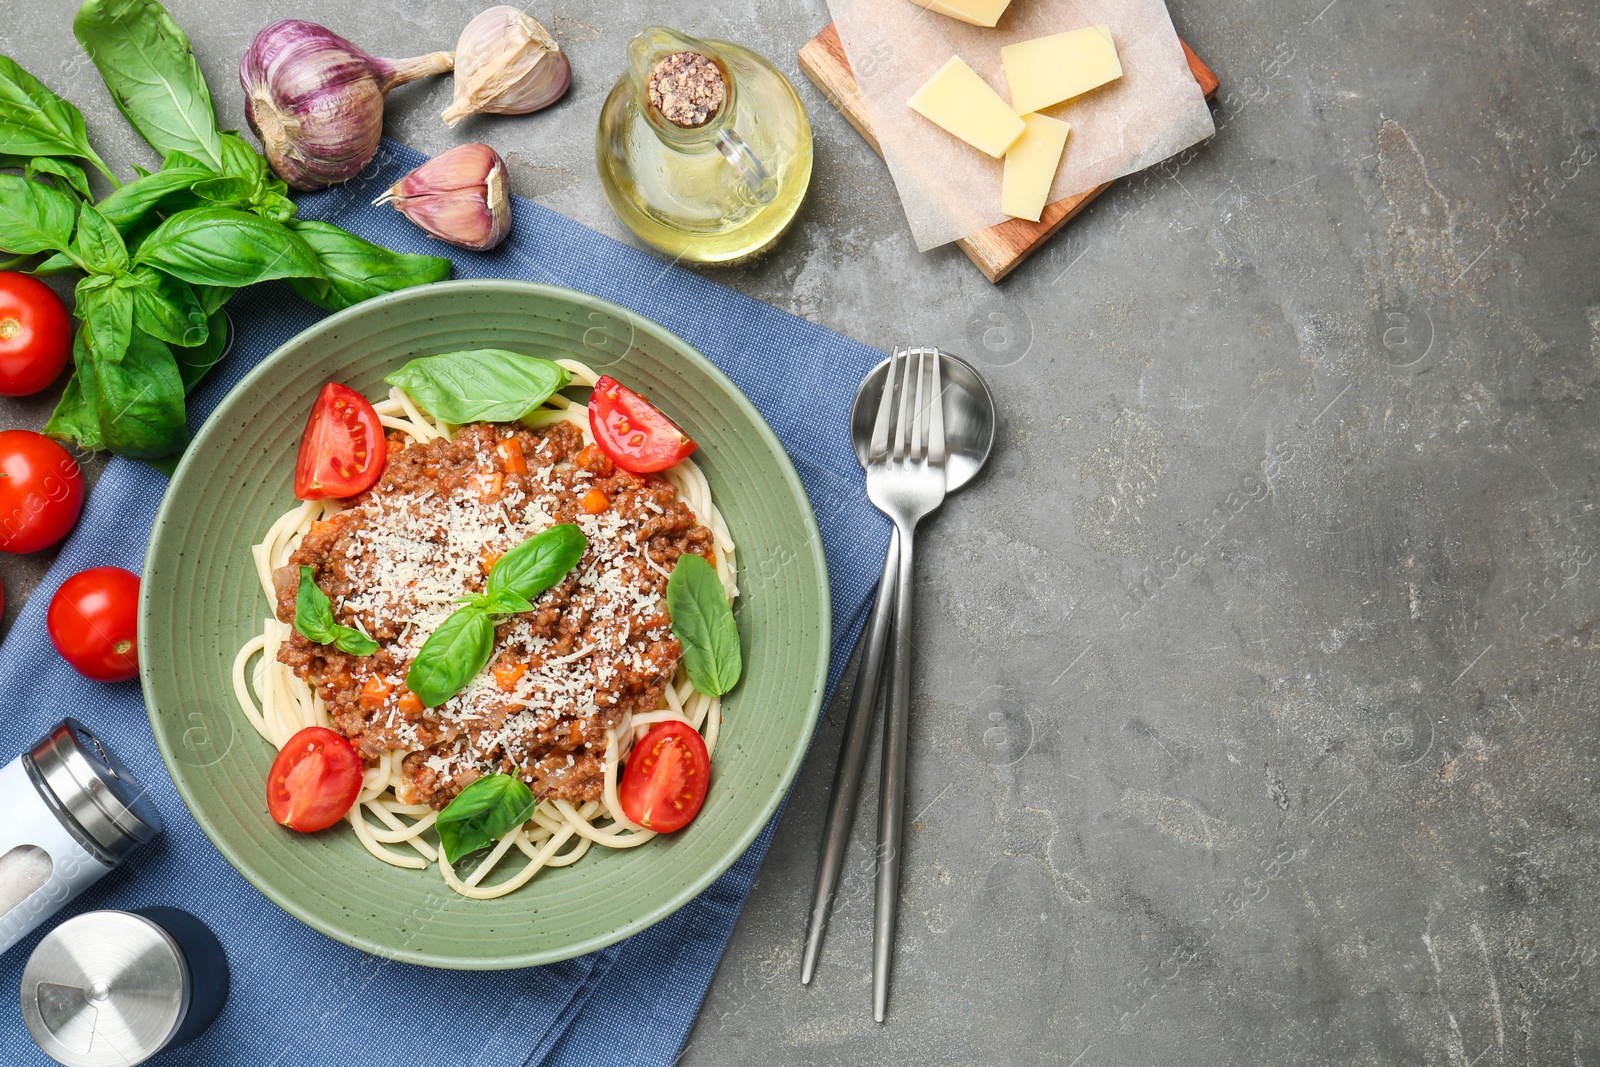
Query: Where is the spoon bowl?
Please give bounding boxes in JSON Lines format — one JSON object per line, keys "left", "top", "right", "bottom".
{"left": 850, "top": 350, "right": 996, "bottom": 490}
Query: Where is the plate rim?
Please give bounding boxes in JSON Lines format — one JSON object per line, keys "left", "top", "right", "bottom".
{"left": 139, "top": 278, "right": 831, "bottom": 969}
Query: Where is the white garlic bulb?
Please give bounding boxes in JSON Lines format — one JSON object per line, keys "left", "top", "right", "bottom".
{"left": 442, "top": 7, "right": 571, "bottom": 127}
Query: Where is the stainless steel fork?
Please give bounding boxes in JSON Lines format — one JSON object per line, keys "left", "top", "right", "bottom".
{"left": 863, "top": 347, "right": 948, "bottom": 1022}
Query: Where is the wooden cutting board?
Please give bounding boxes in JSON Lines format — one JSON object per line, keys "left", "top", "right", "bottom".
{"left": 797, "top": 23, "right": 1220, "bottom": 282}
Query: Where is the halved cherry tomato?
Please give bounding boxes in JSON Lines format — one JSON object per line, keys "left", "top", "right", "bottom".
{"left": 47, "top": 567, "right": 140, "bottom": 682}
{"left": 588, "top": 376, "right": 696, "bottom": 474}
{"left": 293, "top": 382, "right": 386, "bottom": 500}
{"left": 617, "top": 721, "right": 710, "bottom": 832}
{"left": 0, "top": 273, "right": 71, "bottom": 397}
{"left": 0, "top": 429, "right": 84, "bottom": 553}
{"left": 267, "top": 726, "right": 364, "bottom": 832}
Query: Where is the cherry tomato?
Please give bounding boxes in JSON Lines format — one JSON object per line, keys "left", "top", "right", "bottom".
{"left": 267, "top": 726, "right": 364, "bottom": 832}
{"left": 0, "top": 429, "right": 84, "bottom": 553}
{"left": 617, "top": 720, "right": 710, "bottom": 832}
{"left": 0, "top": 273, "right": 71, "bottom": 397}
{"left": 47, "top": 567, "right": 141, "bottom": 681}
{"left": 293, "top": 382, "right": 386, "bottom": 500}
{"left": 588, "top": 376, "right": 696, "bottom": 474}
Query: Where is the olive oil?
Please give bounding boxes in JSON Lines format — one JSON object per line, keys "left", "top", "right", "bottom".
{"left": 596, "top": 27, "right": 813, "bottom": 264}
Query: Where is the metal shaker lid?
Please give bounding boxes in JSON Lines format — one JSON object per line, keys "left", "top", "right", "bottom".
{"left": 26, "top": 719, "right": 163, "bottom": 864}
{"left": 20, "top": 910, "right": 192, "bottom": 1067}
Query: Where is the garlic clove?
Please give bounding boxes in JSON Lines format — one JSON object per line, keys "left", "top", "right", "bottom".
{"left": 442, "top": 7, "right": 572, "bottom": 128}
{"left": 375, "top": 142, "right": 511, "bottom": 251}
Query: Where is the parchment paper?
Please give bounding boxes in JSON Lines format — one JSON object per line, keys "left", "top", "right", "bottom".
{"left": 828, "top": 0, "right": 1216, "bottom": 251}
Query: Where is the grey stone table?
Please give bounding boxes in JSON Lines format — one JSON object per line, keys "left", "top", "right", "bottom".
{"left": 4, "top": 1, "right": 1598, "bottom": 1064}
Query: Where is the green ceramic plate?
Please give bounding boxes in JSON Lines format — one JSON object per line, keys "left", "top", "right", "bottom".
{"left": 141, "top": 280, "right": 829, "bottom": 969}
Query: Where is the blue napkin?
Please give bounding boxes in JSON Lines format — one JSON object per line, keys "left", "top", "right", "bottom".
{"left": 0, "top": 140, "right": 889, "bottom": 1066}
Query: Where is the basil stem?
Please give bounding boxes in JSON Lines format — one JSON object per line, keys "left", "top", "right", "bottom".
{"left": 294, "top": 566, "right": 380, "bottom": 657}
{"left": 666, "top": 552, "right": 741, "bottom": 697}
{"left": 384, "top": 350, "right": 572, "bottom": 425}
{"left": 435, "top": 774, "right": 537, "bottom": 864}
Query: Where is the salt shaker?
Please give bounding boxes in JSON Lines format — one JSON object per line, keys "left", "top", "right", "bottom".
{"left": 0, "top": 718, "right": 163, "bottom": 955}
{"left": 21, "top": 906, "right": 230, "bottom": 1066}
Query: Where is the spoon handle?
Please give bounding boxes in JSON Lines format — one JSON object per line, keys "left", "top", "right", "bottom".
{"left": 801, "top": 528, "right": 898, "bottom": 985}
{"left": 873, "top": 520, "right": 916, "bottom": 1023}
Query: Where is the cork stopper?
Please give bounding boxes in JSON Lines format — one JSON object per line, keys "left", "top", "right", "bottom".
{"left": 648, "top": 52, "right": 725, "bottom": 128}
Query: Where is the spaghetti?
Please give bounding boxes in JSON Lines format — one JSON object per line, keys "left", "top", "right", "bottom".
{"left": 233, "top": 359, "right": 737, "bottom": 898}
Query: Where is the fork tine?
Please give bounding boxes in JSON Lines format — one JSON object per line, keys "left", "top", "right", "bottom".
{"left": 927, "top": 349, "right": 946, "bottom": 466}
{"left": 870, "top": 348, "right": 901, "bottom": 462}
{"left": 893, "top": 347, "right": 915, "bottom": 462}
{"left": 910, "top": 349, "right": 928, "bottom": 461}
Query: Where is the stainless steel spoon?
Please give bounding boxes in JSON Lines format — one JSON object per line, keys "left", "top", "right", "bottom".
{"left": 800, "top": 349, "right": 996, "bottom": 993}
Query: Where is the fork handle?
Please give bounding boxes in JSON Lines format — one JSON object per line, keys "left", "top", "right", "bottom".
{"left": 800, "top": 528, "right": 898, "bottom": 985}
{"left": 873, "top": 520, "right": 916, "bottom": 1023}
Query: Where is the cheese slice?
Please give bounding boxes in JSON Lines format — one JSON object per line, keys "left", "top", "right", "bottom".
{"left": 909, "top": 0, "right": 1013, "bottom": 28}
{"left": 907, "top": 56, "right": 1027, "bottom": 159}
{"left": 1001, "top": 26, "right": 1123, "bottom": 115}
{"left": 1001, "top": 114, "right": 1071, "bottom": 222}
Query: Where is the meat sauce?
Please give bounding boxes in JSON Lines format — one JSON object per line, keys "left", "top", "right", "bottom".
{"left": 275, "top": 420, "right": 715, "bottom": 808}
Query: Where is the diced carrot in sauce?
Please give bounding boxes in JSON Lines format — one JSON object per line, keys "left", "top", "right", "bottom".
{"left": 482, "top": 550, "right": 502, "bottom": 575}
{"left": 581, "top": 488, "right": 610, "bottom": 514}
{"left": 497, "top": 438, "right": 528, "bottom": 475}
{"left": 493, "top": 661, "right": 528, "bottom": 691}
{"left": 360, "top": 675, "right": 393, "bottom": 710}
{"left": 398, "top": 693, "right": 424, "bottom": 716}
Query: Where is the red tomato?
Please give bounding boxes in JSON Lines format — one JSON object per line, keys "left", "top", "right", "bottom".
{"left": 47, "top": 567, "right": 141, "bottom": 682}
{"left": 588, "top": 376, "right": 696, "bottom": 474}
{"left": 293, "top": 383, "right": 386, "bottom": 500}
{"left": 617, "top": 721, "right": 710, "bottom": 832}
{"left": 0, "top": 273, "right": 71, "bottom": 397}
{"left": 267, "top": 726, "right": 364, "bottom": 832}
{"left": 0, "top": 430, "right": 84, "bottom": 553}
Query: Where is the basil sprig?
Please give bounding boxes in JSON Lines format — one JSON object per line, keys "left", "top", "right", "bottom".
{"left": 384, "top": 350, "right": 572, "bottom": 426}
{"left": 294, "top": 566, "right": 380, "bottom": 656}
{"left": 0, "top": 1, "right": 454, "bottom": 465}
{"left": 406, "top": 524, "right": 588, "bottom": 708}
{"left": 667, "top": 553, "right": 741, "bottom": 696}
{"left": 436, "top": 774, "right": 537, "bottom": 864}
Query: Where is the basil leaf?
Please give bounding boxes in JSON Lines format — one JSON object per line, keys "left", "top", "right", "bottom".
{"left": 406, "top": 605, "right": 495, "bottom": 708}
{"left": 666, "top": 552, "right": 741, "bottom": 696}
{"left": 293, "top": 566, "right": 380, "bottom": 656}
{"left": 89, "top": 325, "right": 187, "bottom": 458}
{"left": 285, "top": 220, "right": 452, "bottom": 312}
{"left": 44, "top": 371, "right": 106, "bottom": 451}
{"left": 384, "top": 350, "right": 571, "bottom": 425}
{"left": 95, "top": 166, "right": 212, "bottom": 230}
{"left": 27, "top": 157, "right": 92, "bottom": 200}
{"left": 192, "top": 283, "right": 231, "bottom": 316}
{"left": 31, "top": 251, "right": 79, "bottom": 276}
{"left": 188, "top": 174, "right": 254, "bottom": 209}
{"left": 73, "top": 0, "right": 224, "bottom": 171}
{"left": 486, "top": 524, "right": 587, "bottom": 606}
{"left": 130, "top": 265, "right": 207, "bottom": 346}
{"left": 75, "top": 275, "right": 133, "bottom": 366}
{"left": 485, "top": 590, "right": 534, "bottom": 615}
{"left": 135, "top": 207, "right": 322, "bottom": 287}
{"left": 73, "top": 204, "right": 128, "bottom": 274}
{"left": 435, "top": 773, "right": 537, "bottom": 864}
{"left": 253, "top": 192, "right": 297, "bottom": 223}
{"left": 0, "top": 173, "right": 77, "bottom": 254}
{"left": 171, "top": 308, "right": 228, "bottom": 392}
{"left": 0, "top": 55, "right": 113, "bottom": 182}
{"left": 218, "top": 132, "right": 269, "bottom": 188}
